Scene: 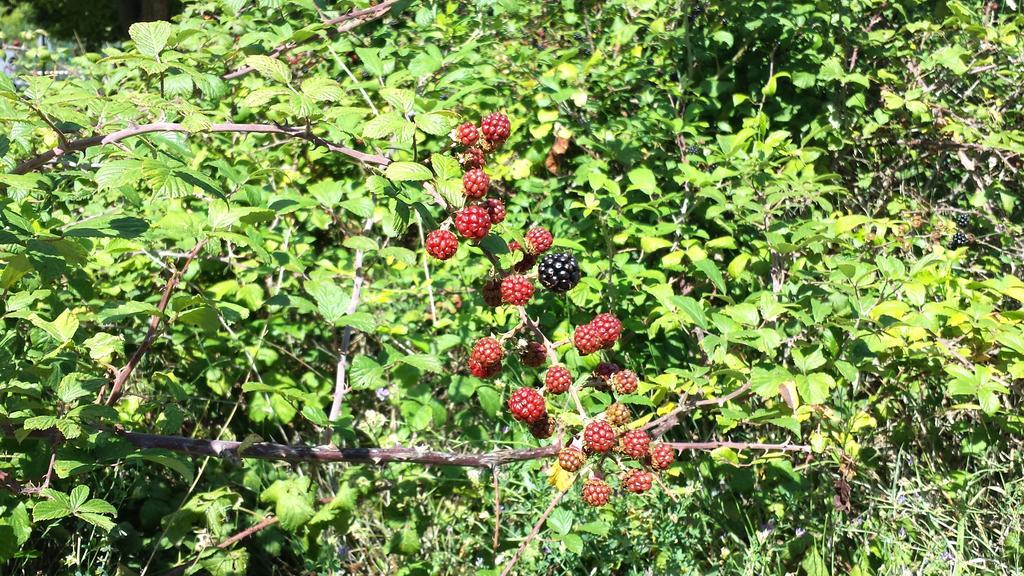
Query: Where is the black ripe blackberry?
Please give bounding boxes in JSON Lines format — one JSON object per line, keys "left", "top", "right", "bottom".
{"left": 954, "top": 213, "right": 969, "bottom": 229}
{"left": 538, "top": 252, "right": 582, "bottom": 293}
{"left": 949, "top": 231, "right": 968, "bottom": 249}
{"left": 686, "top": 145, "right": 701, "bottom": 156}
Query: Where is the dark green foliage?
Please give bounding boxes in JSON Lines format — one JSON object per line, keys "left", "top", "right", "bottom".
{"left": 0, "top": 0, "right": 1023, "bottom": 575}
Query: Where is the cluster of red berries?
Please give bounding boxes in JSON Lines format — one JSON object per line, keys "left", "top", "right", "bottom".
{"left": 573, "top": 312, "right": 623, "bottom": 355}
{"left": 424, "top": 112, "right": 513, "bottom": 261}
{"left": 426, "top": 113, "right": 671, "bottom": 511}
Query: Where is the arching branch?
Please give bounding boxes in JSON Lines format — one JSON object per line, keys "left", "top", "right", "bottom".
{"left": 106, "top": 429, "right": 561, "bottom": 468}
{"left": 13, "top": 122, "right": 390, "bottom": 174}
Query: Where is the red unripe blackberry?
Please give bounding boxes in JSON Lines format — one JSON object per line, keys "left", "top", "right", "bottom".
{"left": 454, "top": 122, "right": 479, "bottom": 145}
{"left": 582, "top": 478, "right": 612, "bottom": 507}
{"left": 519, "top": 341, "right": 547, "bottom": 368}
{"left": 544, "top": 365, "right": 572, "bottom": 394}
{"left": 524, "top": 227, "right": 553, "bottom": 255}
{"left": 558, "top": 447, "right": 586, "bottom": 472}
{"left": 507, "top": 387, "right": 545, "bottom": 423}
{"left": 649, "top": 443, "right": 675, "bottom": 470}
{"left": 463, "top": 168, "right": 490, "bottom": 198}
{"left": 584, "top": 420, "right": 615, "bottom": 453}
{"left": 620, "top": 429, "right": 651, "bottom": 459}
{"left": 622, "top": 469, "right": 653, "bottom": 493}
{"left": 529, "top": 412, "right": 555, "bottom": 439}
{"left": 486, "top": 198, "right": 506, "bottom": 223}
{"left": 611, "top": 370, "right": 638, "bottom": 394}
{"left": 425, "top": 229, "right": 458, "bottom": 260}
{"left": 500, "top": 274, "right": 534, "bottom": 306}
{"left": 605, "top": 402, "right": 631, "bottom": 426}
{"left": 460, "top": 147, "right": 485, "bottom": 169}
{"left": 480, "top": 112, "right": 511, "bottom": 145}
{"left": 573, "top": 323, "right": 603, "bottom": 356}
{"left": 468, "top": 357, "right": 500, "bottom": 379}
{"left": 470, "top": 337, "right": 503, "bottom": 366}
{"left": 482, "top": 278, "right": 503, "bottom": 307}
{"left": 509, "top": 240, "right": 522, "bottom": 252}
{"left": 454, "top": 206, "right": 491, "bottom": 239}
{"left": 592, "top": 313, "right": 622, "bottom": 347}
{"left": 594, "top": 363, "right": 621, "bottom": 383}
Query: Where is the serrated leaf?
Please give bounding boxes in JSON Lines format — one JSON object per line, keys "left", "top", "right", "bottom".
{"left": 68, "top": 486, "right": 90, "bottom": 510}
{"left": 343, "top": 236, "right": 378, "bottom": 252}
{"left": 415, "top": 112, "right": 456, "bottom": 136}
{"left": 385, "top": 162, "right": 433, "bottom": 182}
{"left": 241, "top": 87, "right": 289, "bottom": 108}
{"left": 129, "top": 21, "right": 173, "bottom": 58}
{"left": 244, "top": 55, "right": 292, "bottom": 84}
{"left": 336, "top": 312, "right": 375, "bottom": 331}
{"left": 23, "top": 415, "right": 57, "bottom": 431}
{"left": 693, "top": 258, "right": 726, "bottom": 293}
{"left": 547, "top": 508, "right": 573, "bottom": 535}
{"left": 380, "top": 88, "right": 415, "bottom": 114}
{"left": 430, "top": 154, "right": 460, "bottom": 181}
{"left": 362, "top": 112, "right": 405, "bottom": 139}
{"left": 396, "top": 354, "right": 442, "bottom": 373}
{"left": 77, "top": 513, "right": 116, "bottom": 532}
{"left": 95, "top": 159, "right": 143, "bottom": 190}
{"left": 32, "top": 499, "right": 71, "bottom": 522}
{"left": 301, "top": 77, "right": 345, "bottom": 102}
{"left": 304, "top": 280, "right": 349, "bottom": 324}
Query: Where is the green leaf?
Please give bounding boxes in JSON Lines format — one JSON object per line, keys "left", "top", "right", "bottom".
{"left": 546, "top": 509, "right": 573, "bottom": 535}
{"left": 23, "top": 415, "right": 57, "bottom": 431}
{"left": 385, "top": 162, "right": 433, "bottom": 182}
{"left": 129, "top": 21, "right": 173, "bottom": 58}
{"left": 305, "top": 280, "right": 349, "bottom": 324}
{"left": 476, "top": 386, "right": 501, "bottom": 416}
{"left": 430, "top": 154, "right": 460, "bottom": 181}
{"left": 626, "top": 167, "right": 657, "bottom": 195}
{"left": 69, "top": 487, "right": 94, "bottom": 513}
{"left": 0, "top": 254, "right": 32, "bottom": 290}
{"left": 244, "top": 55, "right": 292, "bottom": 84}
{"left": 261, "top": 478, "right": 314, "bottom": 531}
{"left": 82, "top": 332, "right": 124, "bottom": 361}
{"left": 380, "top": 88, "right": 415, "bottom": 114}
{"left": 300, "top": 77, "right": 344, "bottom": 102}
{"left": 76, "top": 513, "right": 115, "bottom": 532}
{"left": 693, "top": 258, "right": 726, "bottom": 293}
{"left": 32, "top": 490, "right": 71, "bottom": 522}
{"left": 343, "top": 236, "right": 378, "bottom": 252}
{"left": 396, "top": 354, "right": 442, "bottom": 373}
{"left": 577, "top": 520, "right": 610, "bottom": 536}
{"left": 561, "top": 533, "right": 584, "bottom": 554}
{"left": 415, "top": 112, "right": 457, "bottom": 136}
{"left": 337, "top": 312, "right": 376, "bottom": 331}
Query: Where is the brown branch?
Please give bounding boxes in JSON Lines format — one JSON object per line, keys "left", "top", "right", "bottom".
{"left": 222, "top": 0, "right": 401, "bottom": 80}
{"left": 665, "top": 441, "right": 812, "bottom": 453}
{"left": 88, "top": 429, "right": 561, "bottom": 468}
{"left": 499, "top": 488, "right": 567, "bottom": 576}
{"left": 492, "top": 467, "right": 502, "bottom": 552}
{"left": 644, "top": 381, "right": 752, "bottom": 437}
{"left": 104, "top": 241, "right": 207, "bottom": 405}
{"left": 324, "top": 215, "right": 375, "bottom": 440}
{"left": 14, "top": 122, "right": 389, "bottom": 175}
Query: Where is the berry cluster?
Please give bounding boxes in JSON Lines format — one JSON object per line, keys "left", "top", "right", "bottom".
{"left": 949, "top": 211, "right": 970, "bottom": 249}
{"left": 424, "top": 112, "right": 514, "bottom": 262}
{"left": 424, "top": 113, "right": 675, "bottom": 512}
{"left": 573, "top": 312, "right": 623, "bottom": 355}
